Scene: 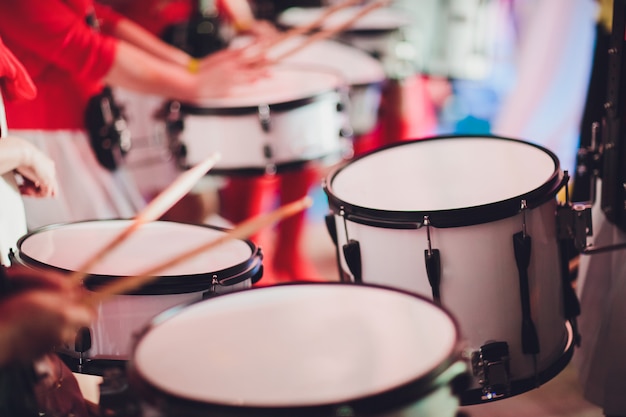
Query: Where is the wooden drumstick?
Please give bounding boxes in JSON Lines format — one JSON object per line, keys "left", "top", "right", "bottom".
{"left": 262, "top": 0, "right": 364, "bottom": 47}
{"left": 266, "top": 0, "right": 392, "bottom": 64}
{"left": 83, "top": 196, "right": 313, "bottom": 306}
{"left": 69, "top": 152, "right": 221, "bottom": 286}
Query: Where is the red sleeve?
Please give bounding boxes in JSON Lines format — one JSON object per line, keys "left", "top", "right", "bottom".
{"left": 93, "top": 2, "right": 123, "bottom": 35}
{"left": 0, "top": 0, "right": 117, "bottom": 83}
{"left": 0, "top": 37, "right": 36, "bottom": 101}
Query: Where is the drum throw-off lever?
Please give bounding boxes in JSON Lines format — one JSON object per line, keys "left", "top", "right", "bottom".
{"left": 423, "top": 216, "right": 442, "bottom": 303}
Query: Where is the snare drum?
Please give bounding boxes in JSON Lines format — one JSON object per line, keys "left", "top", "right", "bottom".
{"left": 166, "top": 65, "right": 348, "bottom": 175}
{"left": 127, "top": 283, "right": 469, "bottom": 417}
{"left": 323, "top": 136, "right": 577, "bottom": 403}
{"left": 14, "top": 220, "right": 263, "bottom": 366}
{"left": 277, "top": 6, "right": 413, "bottom": 79}
{"left": 269, "top": 37, "right": 386, "bottom": 136}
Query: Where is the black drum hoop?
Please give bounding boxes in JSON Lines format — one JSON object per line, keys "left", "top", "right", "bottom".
{"left": 15, "top": 219, "right": 262, "bottom": 295}
{"left": 324, "top": 135, "right": 566, "bottom": 229}
{"left": 126, "top": 282, "right": 466, "bottom": 417}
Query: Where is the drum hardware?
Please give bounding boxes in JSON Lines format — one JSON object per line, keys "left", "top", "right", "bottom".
{"left": 512, "top": 200, "right": 540, "bottom": 381}
{"left": 74, "top": 327, "right": 92, "bottom": 374}
{"left": 163, "top": 100, "right": 190, "bottom": 170}
{"left": 339, "top": 208, "right": 363, "bottom": 283}
{"left": 470, "top": 341, "right": 511, "bottom": 401}
{"left": 423, "top": 216, "right": 441, "bottom": 303}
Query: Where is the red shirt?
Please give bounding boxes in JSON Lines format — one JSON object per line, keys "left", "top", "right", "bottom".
{"left": 0, "top": 0, "right": 120, "bottom": 129}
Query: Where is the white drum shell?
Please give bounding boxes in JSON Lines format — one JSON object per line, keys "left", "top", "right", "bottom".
{"left": 181, "top": 94, "right": 344, "bottom": 170}
{"left": 176, "top": 66, "right": 347, "bottom": 171}
{"left": 325, "top": 137, "right": 568, "bottom": 390}
{"left": 331, "top": 200, "right": 566, "bottom": 386}
{"left": 88, "top": 280, "right": 250, "bottom": 360}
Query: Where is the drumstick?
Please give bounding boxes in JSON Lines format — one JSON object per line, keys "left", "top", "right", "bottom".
{"left": 220, "top": 0, "right": 363, "bottom": 65}
{"left": 83, "top": 196, "right": 313, "bottom": 306}
{"left": 69, "top": 152, "right": 221, "bottom": 285}
{"left": 262, "top": 0, "right": 364, "bottom": 48}
{"left": 265, "top": 0, "right": 392, "bottom": 64}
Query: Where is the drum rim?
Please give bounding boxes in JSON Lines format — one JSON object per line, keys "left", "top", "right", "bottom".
{"left": 15, "top": 219, "right": 262, "bottom": 295}
{"left": 126, "top": 282, "right": 466, "bottom": 416}
{"left": 323, "top": 135, "right": 566, "bottom": 229}
{"left": 175, "top": 64, "right": 345, "bottom": 115}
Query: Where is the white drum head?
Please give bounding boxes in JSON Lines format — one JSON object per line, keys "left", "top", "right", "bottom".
{"left": 278, "top": 7, "right": 411, "bottom": 32}
{"left": 330, "top": 137, "right": 559, "bottom": 212}
{"left": 132, "top": 284, "right": 458, "bottom": 407}
{"left": 269, "top": 38, "right": 385, "bottom": 86}
{"left": 188, "top": 66, "right": 342, "bottom": 108}
{"left": 18, "top": 220, "right": 252, "bottom": 277}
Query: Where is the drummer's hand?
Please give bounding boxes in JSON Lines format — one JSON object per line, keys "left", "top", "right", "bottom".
{"left": 244, "top": 20, "right": 281, "bottom": 41}
{"left": 0, "top": 268, "right": 94, "bottom": 366}
{"left": 7, "top": 136, "right": 58, "bottom": 198}
{"left": 196, "top": 48, "right": 270, "bottom": 98}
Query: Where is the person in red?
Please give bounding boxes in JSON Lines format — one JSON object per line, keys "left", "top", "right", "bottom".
{"left": 105, "top": 0, "right": 325, "bottom": 283}
{"left": 0, "top": 36, "right": 96, "bottom": 417}
{"left": 0, "top": 0, "right": 264, "bottom": 230}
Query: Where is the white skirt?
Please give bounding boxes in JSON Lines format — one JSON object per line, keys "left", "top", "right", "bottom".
{"left": 575, "top": 180, "right": 626, "bottom": 415}
{"left": 16, "top": 130, "right": 146, "bottom": 230}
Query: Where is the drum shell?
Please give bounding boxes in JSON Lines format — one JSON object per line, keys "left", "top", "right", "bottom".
{"left": 177, "top": 92, "right": 346, "bottom": 172}
{"left": 14, "top": 220, "right": 263, "bottom": 361}
{"left": 126, "top": 283, "right": 469, "bottom": 417}
{"left": 323, "top": 136, "right": 570, "bottom": 394}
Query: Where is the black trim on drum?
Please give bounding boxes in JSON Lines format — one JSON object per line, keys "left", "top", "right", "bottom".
{"left": 177, "top": 90, "right": 339, "bottom": 116}
{"left": 14, "top": 220, "right": 263, "bottom": 296}
{"left": 203, "top": 152, "right": 345, "bottom": 177}
{"left": 324, "top": 135, "right": 566, "bottom": 229}
{"left": 126, "top": 282, "right": 468, "bottom": 417}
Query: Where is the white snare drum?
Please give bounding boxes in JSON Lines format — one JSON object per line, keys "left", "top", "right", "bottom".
{"left": 15, "top": 220, "right": 263, "bottom": 366}
{"left": 268, "top": 37, "right": 385, "bottom": 136}
{"left": 167, "top": 65, "right": 348, "bottom": 175}
{"left": 127, "top": 283, "right": 468, "bottom": 417}
{"left": 323, "top": 136, "right": 577, "bottom": 403}
{"left": 277, "top": 6, "right": 413, "bottom": 79}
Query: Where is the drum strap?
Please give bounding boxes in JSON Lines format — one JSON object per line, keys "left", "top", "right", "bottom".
{"left": 513, "top": 232, "right": 540, "bottom": 356}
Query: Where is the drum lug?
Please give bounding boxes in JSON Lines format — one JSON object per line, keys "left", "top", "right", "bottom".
{"left": 342, "top": 240, "right": 362, "bottom": 283}
{"left": 258, "top": 104, "right": 271, "bottom": 133}
{"left": 471, "top": 341, "right": 511, "bottom": 401}
{"left": 325, "top": 214, "right": 338, "bottom": 246}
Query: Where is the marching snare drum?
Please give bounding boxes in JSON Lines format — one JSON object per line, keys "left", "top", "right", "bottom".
{"left": 323, "top": 136, "right": 577, "bottom": 403}
{"left": 15, "top": 220, "right": 263, "bottom": 367}
{"left": 277, "top": 6, "right": 414, "bottom": 79}
{"left": 166, "top": 65, "right": 349, "bottom": 175}
{"left": 127, "top": 283, "right": 469, "bottom": 417}
{"left": 270, "top": 37, "right": 386, "bottom": 136}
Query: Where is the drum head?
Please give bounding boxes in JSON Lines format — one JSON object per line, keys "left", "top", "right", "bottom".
{"left": 326, "top": 136, "right": 562, "bottom": 226}
{"left": 130, "top": 284, "right": 460, "bottom": 411}
{"left": 17, "top": 220, "right": 255, "bottom": 286}
{"left": 186, "top": 65, "right": 342, "bottom": 109}
{"left": 278, "top": 6, "right": 411, "bottom": 32}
